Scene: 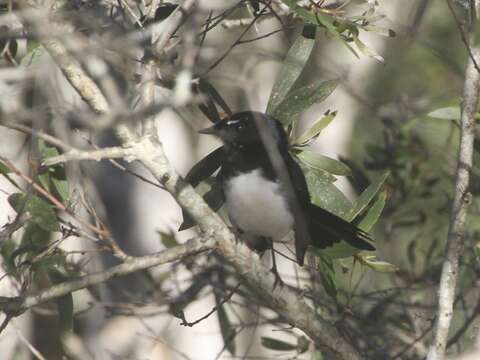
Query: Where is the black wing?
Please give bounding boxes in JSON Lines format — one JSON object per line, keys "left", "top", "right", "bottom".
{"left": 286, "top": 155, "right": 375, "bottom": 253}
{"left": 179, "top": 147, "right": 226, "bottom": 231}
{"left": 184, "top": 146, "right": 226, "bottom": 186}
{"left": 308, "top": 204, "right": 375, "bottom": 251}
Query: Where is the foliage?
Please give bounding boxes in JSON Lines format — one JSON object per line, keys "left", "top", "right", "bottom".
{"left": 0, "top": 1, "right": 479, "bottom": 359}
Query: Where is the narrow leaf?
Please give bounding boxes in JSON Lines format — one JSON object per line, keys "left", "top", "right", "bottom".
{"left": 359, "top": 255, "right": 398, "bottom": 273}
{"left": 296, "top": 150, "right": 351, "bottom": 176}
{"left": 427, "top": 106, "right": 461, "bottom": 121}
{"left": 348, "top": 171, "right": 389, "bottom": 221}
{"left": 0, "top": 161, "right": 11, "bottom": 174}
{"left": 295, "top": 111, "right": 337, "bottom": 145}
{"left": 352, "top": 34, "right": 384, "bottom": 63}
{"left": 52, "top": 177, "right": 69, "bottom": 202}
{"left": 38, "top": 172, "right": 51, "bottom": 192}
{"left": 273, "top": 80, "right": 338, "bottom": 126}
{"left": 304, "top": 169, "right": 352, "bottom": 219}
{"left": 357, "top": 191, "right": 387, "bottom": 232}
{"left": 266, "top": 27, "right": 316, "bottom": 114}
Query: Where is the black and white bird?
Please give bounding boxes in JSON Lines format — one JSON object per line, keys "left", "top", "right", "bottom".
{"left": 198, "top": 111, "right": 375, "bottom": 267}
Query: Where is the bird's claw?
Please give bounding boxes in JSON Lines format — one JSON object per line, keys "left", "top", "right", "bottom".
{"left": 270, "top": 266, "right": 284, "bottom": 290}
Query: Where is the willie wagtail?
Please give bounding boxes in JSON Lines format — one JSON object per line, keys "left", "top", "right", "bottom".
{"left": 197, "top": 111, "right": 375, "bottom": 267}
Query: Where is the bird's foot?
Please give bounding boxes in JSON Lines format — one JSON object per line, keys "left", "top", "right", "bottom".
{"left": 270, "top": 265, "right": 284, "bottom": 290}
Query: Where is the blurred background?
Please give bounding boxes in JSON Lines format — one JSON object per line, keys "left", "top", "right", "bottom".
{"left": 1, "top": 0, "right": 479, "bottom": 359}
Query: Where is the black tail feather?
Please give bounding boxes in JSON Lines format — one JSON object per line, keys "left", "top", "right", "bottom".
{"left": 308, "top": 204, "right": 375, "bottom": 251}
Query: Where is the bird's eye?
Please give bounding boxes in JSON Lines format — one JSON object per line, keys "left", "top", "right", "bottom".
{"left": 226, "top": 120, "right": 239, "bottom": 126}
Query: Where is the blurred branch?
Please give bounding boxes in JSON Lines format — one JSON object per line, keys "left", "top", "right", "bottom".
{"left": 427, "top": 2, "right": 480, "bottom": 359}
{"left": 41, "top": 146, "right": 135, "bottom": 166}
{"left": 2, "top": 123, "right": 73, "bottom": 151}
{"left": 152, "top": 0, "right": 196, "bottom": 56}
{"left": 0, "top": 236, "right": 214, "bottom": 316}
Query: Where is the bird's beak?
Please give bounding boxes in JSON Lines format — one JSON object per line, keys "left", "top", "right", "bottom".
{"left": 198, "top": 123, "right": 218, "bottom": 135}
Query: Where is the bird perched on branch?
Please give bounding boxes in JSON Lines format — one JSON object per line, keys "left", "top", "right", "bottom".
{"left": 196, "top": 111, "right": 374, "bottom": 274}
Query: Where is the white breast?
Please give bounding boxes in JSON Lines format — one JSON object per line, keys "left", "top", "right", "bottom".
{"left": 224, "top": 169, "right": 294, "bottom": 239}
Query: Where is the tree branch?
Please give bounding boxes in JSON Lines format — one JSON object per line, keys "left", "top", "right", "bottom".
{"left": 0, "top": 236, "right": 214, "bottom": 317}
{"left": 427, "top": 2, "right": 480, "bottom": 359}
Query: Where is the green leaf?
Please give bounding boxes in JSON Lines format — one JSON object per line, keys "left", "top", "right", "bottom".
{"left": 0, "top": 238, "right": 19, "bottom": 276}
{"left": 317, "top": 254, "right": 337, "bottom": 301}
{"left": 281, "top": 0, "right": 359, "bottom": 58}
{"left": 273, "top": 80, "right": 338, "bottom": 126}
{"left": 295, "top": 150, "right": 351, "bottom": 176}
{"left": 305, "top": 169, "right": 352, "bottom": 219}
{"left": 348, "top": 171, "right": 389, "bottom": 221}
{"left": 215, "top": 295, "right": 236, "bottom": 355}
{"left": 298, "top": 160, "right": 336, "bottom": 183}
{"left": 295, "top": 111, "right": 337, "bottom": 145}
{"left": 38, "top": 142, "right": 69, "bottom": 201}
{"left": 38, "top": 172, "right": 51, "bottom": 192}
{"left": 352, "top": 33, "right": 384, "bottom": 63}
{"left": 357, "top": 191, "right": 387, "bottom": 232}
{"left": 427, "top": 106, "right": 461, "bottom": 120}
{"left": 261, "top": 337, "right": 297, "bottom": 351}
{"left": 359, "top": 255, "right": 397, "bottom": 273}
{"left": 266, "top": 28, "right": 316, "bottom": 114}
{"left": 52, "top": 177, "right": 69, "bottom": 202}
{"left": 0, "top": 161, "right": 11, "bottom": 174}
{"left": 21, "top": 223, "right": 52, "bottom": 248}
{"left": 9, "top": 193, "right": 60, "bottom": 232}
{"left": 39, "top": 141, "right": 60, "bottom": 158}
{"left": 0, "top": 159, "right": 20, "bottom": 188}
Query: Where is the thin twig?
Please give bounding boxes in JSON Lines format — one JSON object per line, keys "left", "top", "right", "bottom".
{"left": 205, "top": 3, "right": 271, "bottom": 74}
{"left": 181, "top": 284, "right": 240, "bottom": 327}
{"left": 446, "top": 0, "right": 480, "bottom": 73}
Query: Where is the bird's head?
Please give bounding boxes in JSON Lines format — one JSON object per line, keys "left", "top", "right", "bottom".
{"left": 199, "top": 111, "right": 288, "bottom": 148}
